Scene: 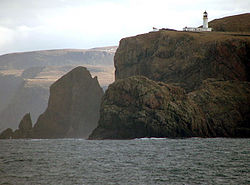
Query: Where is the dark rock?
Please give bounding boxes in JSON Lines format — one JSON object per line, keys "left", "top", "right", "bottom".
{"left": 12, "top": 113, "right": 33, "bottom": 139}
{"left": 89, "top": 77, "right": 250, "bottom": 139}
{"left": 18, "top": 113, "right": 32, "bottom": 130}
{"left": 0, "top": 128, "right": 13, "bottom": 139}
{"left": 114, "top": 30, "right": 250, "bottom": 92}
{"left": 33, "top": 66, "right": 104, "bottom": 138}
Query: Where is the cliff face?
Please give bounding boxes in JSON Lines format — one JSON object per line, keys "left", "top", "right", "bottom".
{"left": 89, "top": 77, "right": 250, "bottom": 139}
{"left": 33, "top": 67, "right": 104, "bottom": 138}
{"left": 115, "top": 30, "right": 250, "bottom": 92}
{"left": 91, "top": 23, "right": 250, "bottom": 139}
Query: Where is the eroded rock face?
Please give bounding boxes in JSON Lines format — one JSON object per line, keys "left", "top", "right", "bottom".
{"left": 89, "top": 76, "right": 250, "bottom": 139}
{"left": 33, "top": 67, "right": 104, "bottom": 138}
{"left": 114, "top": 30, "right": 250, "bottom": 92}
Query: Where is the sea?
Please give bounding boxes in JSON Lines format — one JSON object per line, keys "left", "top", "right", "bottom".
{"left": 0, "top": 138, "right": 249, "bottom": 185}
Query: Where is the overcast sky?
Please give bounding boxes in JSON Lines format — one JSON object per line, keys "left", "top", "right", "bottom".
{"left": 0, "top": 0, "right": 249, "bottom": 55}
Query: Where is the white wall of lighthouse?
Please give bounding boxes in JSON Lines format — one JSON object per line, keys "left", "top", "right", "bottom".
{"left": 203, "top": 11, "right": 208, "bottom": 29}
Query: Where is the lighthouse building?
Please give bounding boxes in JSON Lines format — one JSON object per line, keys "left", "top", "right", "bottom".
{"left": 183, "top": 11, "right": 212, "bottom": 32}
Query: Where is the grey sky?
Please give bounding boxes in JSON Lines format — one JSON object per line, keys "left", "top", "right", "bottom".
{"left": 0, "top": 0, "right": 249, "bottom": 55}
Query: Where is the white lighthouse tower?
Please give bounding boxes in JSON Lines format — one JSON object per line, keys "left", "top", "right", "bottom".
{"left": 203, "top": 11, "right": 208, "bottom": 29}
{"left": 183, "top": 11, "right": 212, "bottom": 32}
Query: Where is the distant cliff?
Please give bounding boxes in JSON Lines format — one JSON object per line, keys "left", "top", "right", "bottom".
{"left": 115, "top": 30, "right": 250, "bottom": 92}
{"left": 0, "top": 67, "right": 104, "bottom": 139}
{"left": 0, "top": 47, "right": 116, "bottom": 70}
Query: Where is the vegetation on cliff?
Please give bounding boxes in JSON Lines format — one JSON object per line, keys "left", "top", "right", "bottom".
{"left": 209, "top": 13, "right": 250, "bottom": 32}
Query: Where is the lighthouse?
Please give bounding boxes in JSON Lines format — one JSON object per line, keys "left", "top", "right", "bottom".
{"left": 203, "top": 11, "right": 208, "bottom": 29}
{"left": 183, "top": 11, "right": 212, "bottom": 32}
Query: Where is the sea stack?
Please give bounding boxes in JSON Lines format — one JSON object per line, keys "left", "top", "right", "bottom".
{"left": 32, "top": 66, "right": 104, "bottom": 138}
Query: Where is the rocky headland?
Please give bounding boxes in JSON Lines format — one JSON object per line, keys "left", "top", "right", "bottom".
{"left": 0, "top": 66, "right": 103, "bottom": 139}
{"left": 90, "top": 14, "right": 250, "bottom": 139}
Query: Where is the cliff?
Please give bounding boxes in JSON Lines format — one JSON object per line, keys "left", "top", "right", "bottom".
{"left": 114, "top": 30, "right": 250, "bottom": 92}
{"left": 90, "top": 22, "right": 250, "bottom": 139}
{"left": 89, "top": 77, "right": 250, "bottom": 139}
{"left": 32, "top": 66, "right": 104, "bottom": 138}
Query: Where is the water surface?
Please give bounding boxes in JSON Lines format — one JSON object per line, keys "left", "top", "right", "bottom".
{"left": 0, "top": 138, "right": 249, "bottom": 184}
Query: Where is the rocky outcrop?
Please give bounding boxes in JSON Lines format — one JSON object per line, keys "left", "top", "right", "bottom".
{"left": 0, "top": 128, "right": 13, "bottom": 139}
{"left": 32, "top": 66, "right": 104, "bottom": 138}
{"left": 114, "top": 30, "right": 250, "bottom": 92}
{"left": 89, "top": 76, "right": 250, "bottom": 139}
{"left": 12, "top": 113, "right": 33, "bottom": 139}
{"left": 209, "top": 13, "right": 250, "bottom": 32}
{"left": 0, "top": 113, "right": 33, "bottom": 139}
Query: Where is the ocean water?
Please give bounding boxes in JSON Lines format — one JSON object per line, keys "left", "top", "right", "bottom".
{"left": 0, "top": 138, "right": 249, "bottom": 185}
